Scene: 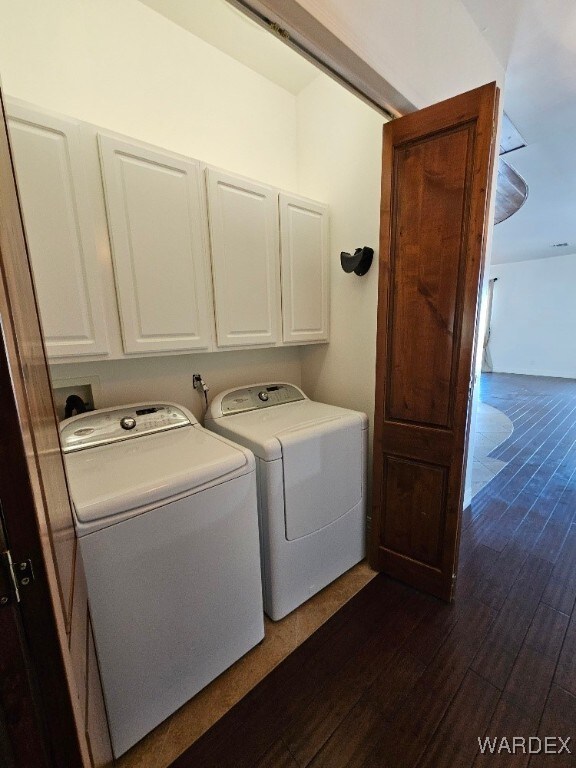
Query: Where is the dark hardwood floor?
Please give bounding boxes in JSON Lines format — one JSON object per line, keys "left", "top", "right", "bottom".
{"left": 170, "top": 373, "right": 576, "bottom": 768}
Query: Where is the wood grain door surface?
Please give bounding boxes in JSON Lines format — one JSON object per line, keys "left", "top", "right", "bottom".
{"left": 370, "top": 83, "right": 499, "bottom": 600}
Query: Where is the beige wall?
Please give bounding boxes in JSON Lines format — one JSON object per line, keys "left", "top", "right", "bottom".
{"left": 0, "top": 0, "right": 299, "bottom": 189}
{"left": 0, "top": 0, "right": 387, "bottom": 429}
{"left": 297, "top": 76, "right": 384, "bottom": 475}
{"left": 52, "top": 347, "right": 302, "bottom": 424}
{"left": 0, "top": 0, "right": 310, "bottom": 421}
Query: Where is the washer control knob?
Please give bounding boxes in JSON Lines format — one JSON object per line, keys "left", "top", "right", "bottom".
{"left": 120, "top": 416, "right": 136, "bottom": 430}
{"left": 258, "top": 391, "right": 269, "bottom": 402}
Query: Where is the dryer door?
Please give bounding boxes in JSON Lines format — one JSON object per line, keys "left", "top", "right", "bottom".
{"left": 278, "top": 414, "right": 363, "bottom": 540}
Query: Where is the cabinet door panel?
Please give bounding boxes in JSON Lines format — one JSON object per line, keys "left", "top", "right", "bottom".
{"left": 7, "top": 106, "right": 109, "bottom": 357}
{"left": 206, "top": 169, "right": 280, "bottom": 347}
{"left": 99, "top": 135, "right": 212, "bottom": 354}
{"left": 279, "top": 194, "right": 329, "bottom": 343}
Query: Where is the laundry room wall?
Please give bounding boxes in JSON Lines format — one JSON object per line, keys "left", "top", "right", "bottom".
{"left": 52, "top": 349, "right": 302, "bottom": 423}
{"left": 0, "top": 0, "right": 308, "bottom": 421}
{"left": 0, "top": 0, "right": 300, "bottom": 189}
{"left": 0, "top": 0, "right": 391, "bottom": 428}
{"left": 296, "top": 76, "right": 385, "bottom": 477}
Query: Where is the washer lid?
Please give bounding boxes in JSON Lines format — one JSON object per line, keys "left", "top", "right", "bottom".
{"left": 65, "top": 426, "right": 250, "bottom": 526}
{"left": 206, "top": 399, "right": 368, "bottom": 461}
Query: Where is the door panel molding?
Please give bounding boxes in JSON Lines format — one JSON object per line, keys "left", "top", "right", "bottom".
{"left": 386, "top": 123, "right": 475, "bottom": 430}
{"left": 382, "top": 455, "right": 448, "bottom": 569}
{"left": 370, "top": 82, "right": 499, "bottom": 601}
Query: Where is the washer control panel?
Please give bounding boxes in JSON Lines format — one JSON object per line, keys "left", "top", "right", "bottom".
{"left": 61, "top": 404, "right": 191, "bottom": 452}
{"left": 220, "top": 384, "right": 305, "bottom": 415}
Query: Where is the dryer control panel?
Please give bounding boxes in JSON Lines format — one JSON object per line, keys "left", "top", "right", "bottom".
{"left": 60, "top": 403, "right": 192, "bottom": 453}
{"left": 220, "top": 384, "right": 305, "bottom": 416}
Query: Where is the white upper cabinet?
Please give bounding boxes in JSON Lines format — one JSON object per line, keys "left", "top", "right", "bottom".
{"left": 98, "top": 135, "right": 213, "bottom": 354}
{"left": 8, "top": 100, "right": 330, "bottom": 361}
{"left": 279, "top": 193, "right": 329, "bottom": 344}
{"left": 8, "top": 105, "right": 109, "bottom": 358}
{"left": 206, "top": 169, "right": 281, "bottom": 348}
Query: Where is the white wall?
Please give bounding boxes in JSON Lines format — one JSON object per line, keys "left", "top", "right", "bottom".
{"left": 488, "top": 254, "right": 576, "bottom": 379}
{"left": 0, "top": 0, "right": 308, "bottom": 420}
{"left": 51, "top": 347, "right": 302, "bottom": 423}
{"left": 0, "top": 0, "right": 299, "bottom": 190}
{"left": 296, "top": 76, "right": 384, "bottom": 469}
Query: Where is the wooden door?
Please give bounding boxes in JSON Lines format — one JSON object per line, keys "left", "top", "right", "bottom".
{"left": 279, "top": 193, "right": 329, "bottom": 344}
{"left": 99, "top": 134, "right": 213, "bottom": 354}
{"left": 7, "top": 103, "right": 109, "bottom": 359}
{"left": 370, "top": 83, "right": 499, "bottom": 601}
{"left": 206, "top": 168, "right": 281, "bottom": 348}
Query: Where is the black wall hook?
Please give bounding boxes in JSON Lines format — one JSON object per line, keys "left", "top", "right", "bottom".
{"left": 340, "top": 246, "right": 374, "bottom": 276}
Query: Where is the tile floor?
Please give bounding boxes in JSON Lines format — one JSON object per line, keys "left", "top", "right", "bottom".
{"left": 116, "top": 560, "right": 377, "bottom": 768}
{"left": 470, "top": 401, "right": 513, "bottom": 499}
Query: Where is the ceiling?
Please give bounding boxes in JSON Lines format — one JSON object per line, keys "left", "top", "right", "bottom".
{"left": 461, "top": 0, "right": 576, "bottom": 263}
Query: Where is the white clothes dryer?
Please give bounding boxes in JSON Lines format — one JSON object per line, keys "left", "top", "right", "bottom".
{"left": 205, "top": 384, "right": 367, "bottom": 620}
{"left": 61, "top": 402, "right": 264, "bottom": 757}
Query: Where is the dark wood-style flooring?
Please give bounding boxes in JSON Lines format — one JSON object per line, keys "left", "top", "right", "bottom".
{"left": 170, "top": 373, "right": 576, "bottom": 767}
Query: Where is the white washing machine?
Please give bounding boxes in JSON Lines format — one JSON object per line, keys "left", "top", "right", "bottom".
{"left": 205, "top": 384, "right": 368, "bottom": 620}
{"left": 61, "top": 402, "right": 264, "bottom": 757}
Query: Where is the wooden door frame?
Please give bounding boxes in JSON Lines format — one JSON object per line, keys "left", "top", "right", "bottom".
{"left": 0, "top": 91, "right": 87, "bottom": 766}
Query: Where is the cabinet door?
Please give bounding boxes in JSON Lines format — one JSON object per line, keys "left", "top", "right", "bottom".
{"left": 7, "top": 105, "right": 109, "bottom": 357}
{"left": 279, "top": 193, "right": 329, "bottom": 343}
{"left": 206, "top": 169, "right": 280, "bottom": 347}
{"left": 98, "top": 135, "right": 212, "bottom": 354}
